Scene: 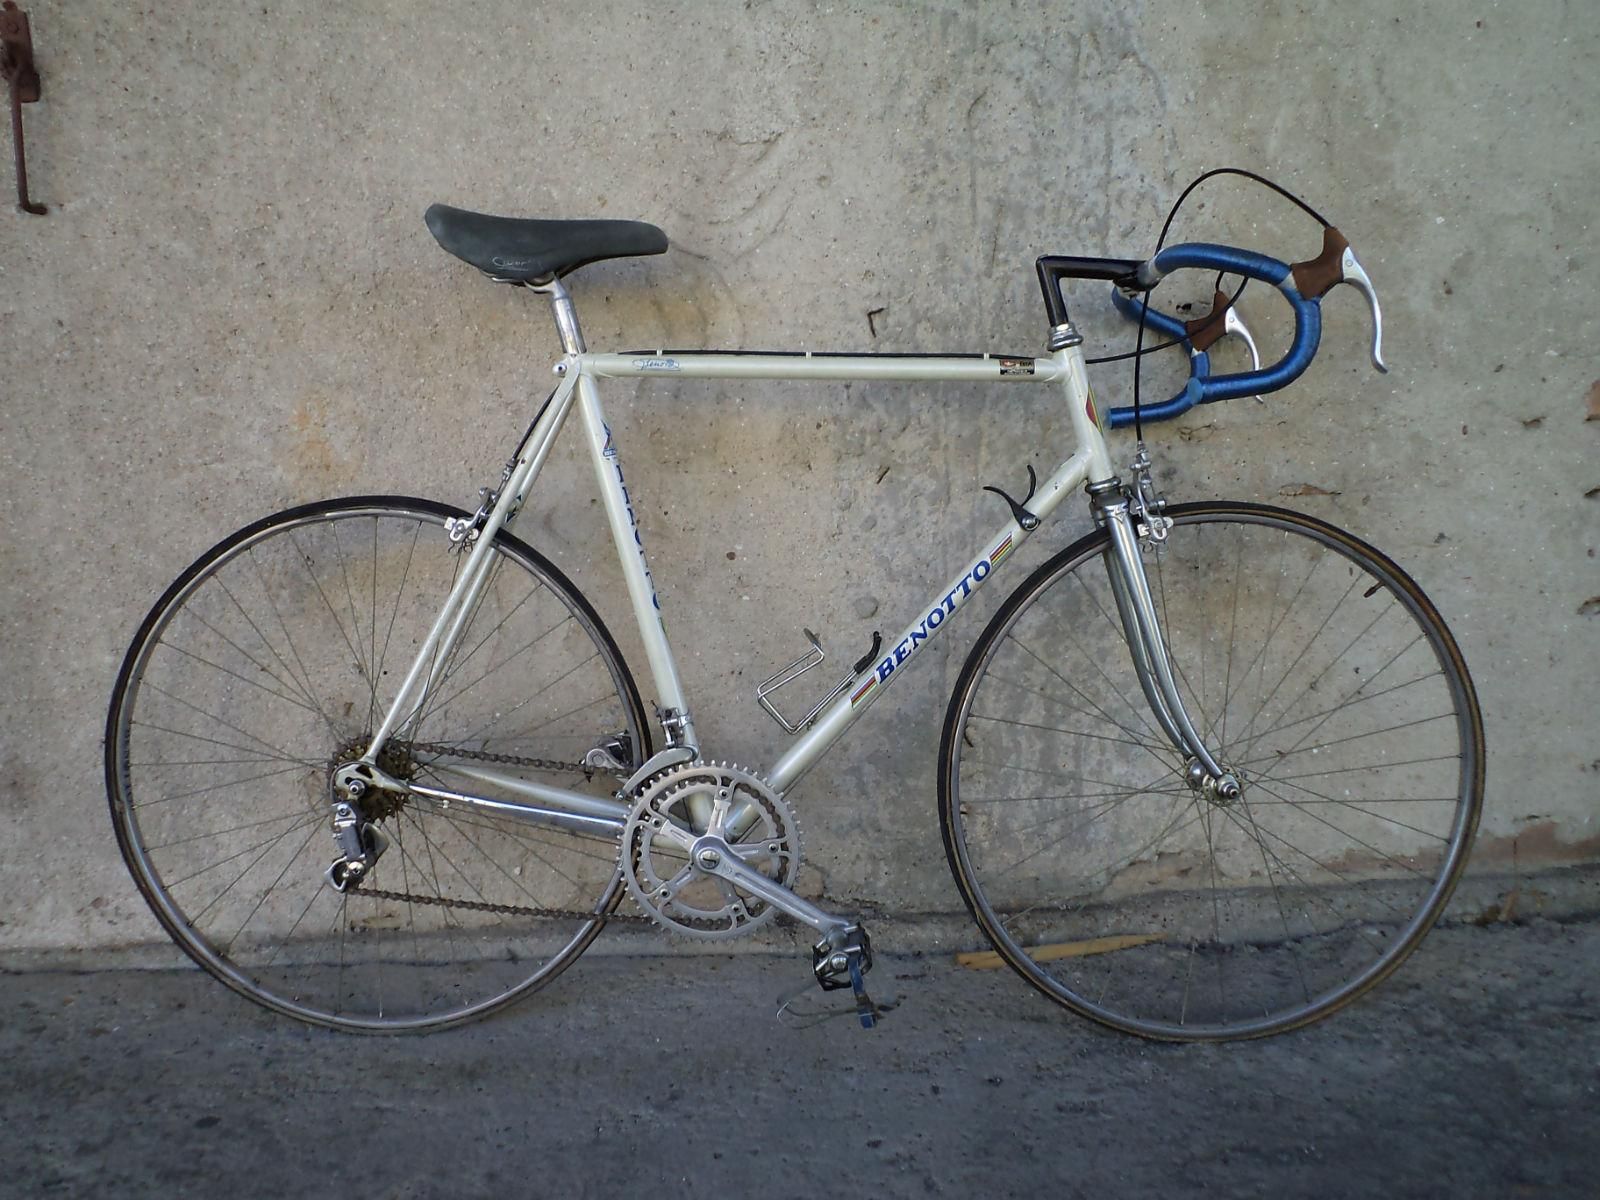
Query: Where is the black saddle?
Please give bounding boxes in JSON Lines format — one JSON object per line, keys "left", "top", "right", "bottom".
{"left": 424, "top": 204, "right": 668, "bottom": 283}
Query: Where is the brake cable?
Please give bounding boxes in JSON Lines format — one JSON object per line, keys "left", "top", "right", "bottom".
{"left": 1128, "top": 168, "right": 1330, "bottom": 439}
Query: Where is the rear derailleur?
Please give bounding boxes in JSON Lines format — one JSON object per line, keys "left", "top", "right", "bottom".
{"left": 324, "top": 767, "right": 391, "bottom": 892}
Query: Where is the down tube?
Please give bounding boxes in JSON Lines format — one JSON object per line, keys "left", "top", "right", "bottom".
{"left": 767, "top": 449, "right": 1095, "bottom": 793}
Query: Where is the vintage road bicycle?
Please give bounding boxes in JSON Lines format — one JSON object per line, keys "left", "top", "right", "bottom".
{"left": 105, "top": 177, "right": 1484, "bottom": 1040}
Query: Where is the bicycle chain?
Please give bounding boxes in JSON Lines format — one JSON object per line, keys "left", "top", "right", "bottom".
{"left": 347, "top": 740, "right": 654, "bottom": 924}
{"left": 407, "top": 740, "right": 593, "bottom": 777}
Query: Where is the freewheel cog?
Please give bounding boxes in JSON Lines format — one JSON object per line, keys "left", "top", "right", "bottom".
{"left": 622, "top": 761, "right": 799, "bottom": 940}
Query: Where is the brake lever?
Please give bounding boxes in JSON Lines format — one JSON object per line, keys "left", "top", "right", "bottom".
{"left": 1336, "top": 246, "right": 1386, "bottom": 373}
{"left": 1222, "top": 305, "right": 1260, "bottom": 371}
{"left": 1291, "top": 227, "right": 1387, "bottom": 374}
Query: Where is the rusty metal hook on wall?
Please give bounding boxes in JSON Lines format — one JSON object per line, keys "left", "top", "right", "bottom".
{"left": 0, "top": 0, "right": 45, "bottom": 215}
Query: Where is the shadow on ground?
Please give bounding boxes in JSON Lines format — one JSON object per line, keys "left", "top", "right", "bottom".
{"left": 4, "top": 919, "right": 1595, "bottom": 1199}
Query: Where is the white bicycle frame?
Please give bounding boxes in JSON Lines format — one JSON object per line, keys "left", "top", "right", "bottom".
{"left": 354, "top": 278, "right": 1225, "bottom": 893}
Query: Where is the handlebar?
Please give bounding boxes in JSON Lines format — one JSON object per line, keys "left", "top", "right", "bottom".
{"left": 1036, "top": 227, "right": 1386, "bottom": 430}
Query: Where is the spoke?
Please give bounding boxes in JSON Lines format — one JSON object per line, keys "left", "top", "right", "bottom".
{"left": 408, "top": 800, "right": 622, "bottom": 866}
{"left": 162, "top": 810, "right": 319, "bottom": 892}
{"left": 442, "top": 650, "right": 604, "bottom": 749}
{"left": 152, "top": 641, "right": 321, "bottom": 716}
{"left": 1216, "top": 529, "right": 1246, "bottom": 748}
{"left": 211, "top": 575, "right": 341, "bottom": 737}
{"left": 1234, "top": 604, "right": 1406, "bottom": 765}
{"left": 1234, "top": 790, "right": 1312, "bottom": 1007}
{"left": 1235, "top": 713, "right": 1458, "bottom": 770}
{"left": 372, "top": 519, "right": 424, "bottom": 732}
{"left": 991, "top": 788, "right": 1201, "bottom": 887}
{"left": 498, "top": 686, "right": 611, "bottom": 743}
{"left": 967, "top": 712, "right": 1183, "bottom": 771}
{"left": 1196, "top": 793, "right": 1227, "bottom": 1022}
{"left": 991, "top": 772, "right": 1181, "bottom": 843}
{"left": 390, "top": 818, "right": 426, "bottom": 987}
{"left": 133, "top": 763, "right": 309, "bottom": 810}
{"left": 145, "top": 793, "right": 316, "bottom": 838}
{"left": 247, "top": 547, "right": 351, "bottom": 738}
{"left": 961, "top": 782, "right": 1190, "bottom": 805}
{"left": 1000, "top": 633, "right": 1168, "bottom": 751}
{"left": 1237, "top": 573, "right": 1363, "bottom": 754}
{"left": 187, "top": 816, "right": 323, "bottom": 923}
{"left": 1236, "top": 530, "right": 1325, "bottom": 753}
{"left": 286, "top": 527, "right": 376, "bottom": 698}
{"left": 261, "top": 864, "right": 333, "bottom": 969}
{"left": 130, "top": 755, "right": 301, "bottom": 768}
{"left": 140, "top": 678, "right": 323, "bottom": 767}
{"left": 426, "top": 579, "right": 549, "bottom": 714}
{"left": 329, "top": 518, "right": 376, "bottom": 716}
{"left": 1212, "top": 801, "right": 1415, "bottom": 932}
{"left": 1240, "top": 666, "right": 1441, "bottom": 745}
{"left": 1251, "top": 753, "right": 1463, "bottom": 786}
{"left": 406, "top": 807, "right": 468, "bottom": 966}
{"left": 1238, "top": 630, "right": 1429, "bottom": 767}
{"left": 1049, "top": 573, "right": 1170, "bottom": 745}
{"left": 1246, "top": 776, "right": 1441, "bottom": 872}
{"left": 140, "top": 779, "right": 311, "bottom": 831}
{"left": 448, "top": 808, "right": 589, "bottom": 899}
{"left": 422, "top": 612, "right": 576, "bottom": 725}
{"left": 131, "top": 719, "right": 319, "bottom": 769}
{"left": 221, "top": 819, "right": 328, "bottom": 954}
{"left": 1210, "top": 804, "right": 1399, "bottom": 976}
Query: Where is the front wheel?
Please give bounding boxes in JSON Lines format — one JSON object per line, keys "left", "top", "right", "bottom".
{"left": 939, "top": 502, "right": 1483, "bottom": 1040}
{"left": 106, "top": 496, "right": 651, "bottom": 1032}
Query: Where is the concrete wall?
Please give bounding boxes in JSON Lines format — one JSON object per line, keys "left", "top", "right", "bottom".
{"left": 2, "top": 0, "right": 1595, "bottom": 953}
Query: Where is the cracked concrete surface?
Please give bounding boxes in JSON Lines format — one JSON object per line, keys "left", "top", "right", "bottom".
{"left": 0, "top": 1, "right": 1596, "bottom": 960}
{"left": 3, "top": 917, "right": 1597, "bottom": 1198}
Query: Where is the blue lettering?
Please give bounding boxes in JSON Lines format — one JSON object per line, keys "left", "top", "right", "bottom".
{"left": 894, "top": 640, "right": 911, "bottom": 666}
{"left": 876, "top": 656, "right": 895, "bottom": 683}
{"left": 972, "top": 559, "right": 990, "bottom": 582}
{"left": 927, "top": 607, "right": 944, "bottom": 629}
{"left": 910, "top": 627, "right": 927, "bottom": 648}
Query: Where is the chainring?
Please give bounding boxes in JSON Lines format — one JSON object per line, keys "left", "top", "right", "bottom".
{"left": 621, "top": 761, "right": 799, "bottom": 940}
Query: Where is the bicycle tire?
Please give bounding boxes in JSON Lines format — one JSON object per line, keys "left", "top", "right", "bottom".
{"left": 106, "top": 496, "right": 652, "bottom": 1032}
{"left": 939, "top": 501, "right": 1483, "bottom": 1041}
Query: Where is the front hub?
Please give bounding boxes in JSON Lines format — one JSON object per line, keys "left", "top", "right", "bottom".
{"left": 1185, "top": 758, "right": 1243, "bottom": 807}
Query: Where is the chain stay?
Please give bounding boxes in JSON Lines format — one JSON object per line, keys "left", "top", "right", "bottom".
{"left": 350, "top": 739, "right": 651, "bottom": 919}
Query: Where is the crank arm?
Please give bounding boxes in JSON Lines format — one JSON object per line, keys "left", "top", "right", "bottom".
{"left": 692, "top": 837, "right": 851, "bottom": 937}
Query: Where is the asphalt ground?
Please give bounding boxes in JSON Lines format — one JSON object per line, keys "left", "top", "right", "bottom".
{"left": 3, "top": 916, "right": 1596, "bottom": 1199}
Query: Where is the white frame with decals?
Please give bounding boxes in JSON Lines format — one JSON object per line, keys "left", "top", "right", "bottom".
{"left": 364, "top": 339, "right": 1115, "bottom": 821}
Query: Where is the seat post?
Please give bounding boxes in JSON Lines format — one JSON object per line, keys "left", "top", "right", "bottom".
{"left": 531, "top": 276, "right": 587, "bottom": 356}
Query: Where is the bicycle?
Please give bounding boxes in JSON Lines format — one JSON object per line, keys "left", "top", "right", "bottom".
{"left": 104, "top": 174, "right": 1484, "bottom": 1040}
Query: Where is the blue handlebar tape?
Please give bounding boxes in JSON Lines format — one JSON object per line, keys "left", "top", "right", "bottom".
{"left": 1109, "top": 287, "right": 1190, "bottom": 341}
{"left": 1101, "top": 243, "right": 1322, "bottom": 427}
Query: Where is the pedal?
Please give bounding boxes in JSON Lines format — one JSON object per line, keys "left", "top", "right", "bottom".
{"left": 811, "top": 924, "right": 895, "bottom": 1029}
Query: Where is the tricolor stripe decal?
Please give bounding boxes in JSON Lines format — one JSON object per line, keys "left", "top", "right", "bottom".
{"left": 989, "top": 534, "right": 1015, "bottom": 567}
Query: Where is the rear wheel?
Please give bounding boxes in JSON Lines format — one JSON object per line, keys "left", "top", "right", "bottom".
{"left": 939, "top": 502, "right": 1483, "bottom": 1040}
{"left": 106, "top": 496, "right": 650, "bottom": 1032}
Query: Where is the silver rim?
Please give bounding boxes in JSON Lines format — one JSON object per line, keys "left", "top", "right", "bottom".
{"left": 109, "top": 499, "right": 645, "bottom": 1032}
{"left": 944, "top": 504, "right": 1482, "bottom": 1040}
